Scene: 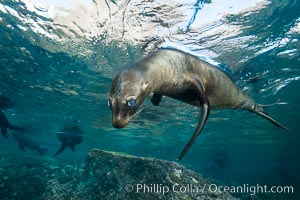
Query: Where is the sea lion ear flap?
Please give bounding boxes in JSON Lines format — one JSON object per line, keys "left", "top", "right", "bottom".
{"left": 142, "top": 81, "right": 150, "bottom": 90}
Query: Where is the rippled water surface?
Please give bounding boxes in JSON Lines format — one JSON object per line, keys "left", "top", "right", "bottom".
{"left": 1, "top": 0, "right": 300, "bottom": 198}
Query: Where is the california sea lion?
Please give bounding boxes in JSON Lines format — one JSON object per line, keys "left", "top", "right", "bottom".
{"left": 13, "top": 133, "right": 48, "bottom": 156}
{"left": 108, "top": 48, "right": 288, "bottom": 160}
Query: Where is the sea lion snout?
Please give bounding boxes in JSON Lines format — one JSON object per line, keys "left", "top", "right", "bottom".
{"left": 111, "top": 104, "right": 135, "bottom": 128}
{"left": 112, "top": 117, "right": 129, "bottom": 128}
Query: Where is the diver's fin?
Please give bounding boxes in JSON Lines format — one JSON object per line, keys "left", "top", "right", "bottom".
{"left": 55, "top": 144, "right": 66, "bottom": 155}
{"left": 151, "top": 93, "right": 162, "bottom": 106}
{"left": 17, "top": 141, "right": 26, "bottom": 152}
{"left": 8, "top": 124, "right": 24, "bottom": 132}
{"left": 1, "top": 127, "right": 8, "bottom": 138}
{"left": 38, "top": 147, "right": 48, "bottom": 156}
{"left": 70, "top": 145, "right": 75, "bottom": 152}
{"left": 178, "top": 76, "right": 210, "bottom": 160}
{"left": 255, "top": 111, "right": 288, "bottom": 132}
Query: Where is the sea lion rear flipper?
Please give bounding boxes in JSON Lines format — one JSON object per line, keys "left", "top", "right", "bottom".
{"left": 178, "top": 77, "right": 210, "bottom": 160}
{"left": 1, "top": 128, "right": 8, "bottom": 138}
{"left": 55, "top": 144, "right": 66, "bottom": 155}
{"left": 70, "top": 145, "right": 75, "bottom": 152}
{"left": 255, "top": 111, "right": 288, "bottom": 131}
{"left": 151, "top": 93, "right": 162, "bottom": 106}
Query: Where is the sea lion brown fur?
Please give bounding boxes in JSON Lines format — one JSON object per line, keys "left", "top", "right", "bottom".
{"left": 108, "top": 48, "right": 288, "bottom": 160}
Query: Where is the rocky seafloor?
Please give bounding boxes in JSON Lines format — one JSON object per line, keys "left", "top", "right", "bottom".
{"left": 0, "top": 149, "right": 265, "bottom": 200}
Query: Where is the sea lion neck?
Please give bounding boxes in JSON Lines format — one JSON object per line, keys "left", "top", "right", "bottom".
{"left": 131, "top": 50, "right": 182, "bottom": 92}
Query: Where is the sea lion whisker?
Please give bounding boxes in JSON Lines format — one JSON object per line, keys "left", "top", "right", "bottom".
{"left": 127, "top": 107, "right": 144, "bottom": 121}
{"left": 259, "top": 99, "right": 287, "bottom": 108}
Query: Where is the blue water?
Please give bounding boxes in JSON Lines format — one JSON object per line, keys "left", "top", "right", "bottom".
{"left": 1, "top": 0, "right": 300, "bottom": 198}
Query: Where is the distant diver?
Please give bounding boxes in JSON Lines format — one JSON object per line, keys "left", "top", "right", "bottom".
{"left": 55, "top": 124, "right": 83, "bottom": 155}
{"left": 108, "top": 48, "right": 288, "bottom": 160}
{"left": 13, "top": 133, "right": 49, "bottom": 156}
{"left": 0, "top": 110, "right": 24, "bottom": 138}
{"left": 0, "top": 96, "right": 14, "bottom": 110}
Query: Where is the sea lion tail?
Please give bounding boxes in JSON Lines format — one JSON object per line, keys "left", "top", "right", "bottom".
{"left": 255, "top": 111, "right": 289, "bottom": 132}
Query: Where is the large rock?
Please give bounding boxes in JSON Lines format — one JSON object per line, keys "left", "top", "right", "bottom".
{"left": 2, "top": 150, "right": 262, "bottom": 199}
{"left": 46, "top": 149, "right": 236, "bottom": 200}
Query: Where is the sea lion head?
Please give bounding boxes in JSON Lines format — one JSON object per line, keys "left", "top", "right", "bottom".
{"left": 109, "top": 69, "right": 150, "bottom": 128}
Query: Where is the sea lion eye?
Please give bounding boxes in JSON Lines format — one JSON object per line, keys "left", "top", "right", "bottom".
{"left": 127, "top": 99, "right": 137, "bottom": 107}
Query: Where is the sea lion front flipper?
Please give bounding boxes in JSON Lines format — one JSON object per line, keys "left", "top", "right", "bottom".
{"left": 178, "top": 77, "right": 210, "bottom": 160}
{"left": 151, "top": 93, "right": 162, "bottom": 106}
{"left": 55, "top": 144, "right": 66, "bottom": 155}
{"left": 1, "top": 128, "right": 8, "bottom": 138}
{"left": 70, "top": 145, "right": 75, "bottom": 152}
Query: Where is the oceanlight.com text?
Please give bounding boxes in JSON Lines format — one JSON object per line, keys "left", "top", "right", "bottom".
{"left": 124, "top": 183, "right": 294, "bottom": 196}
{"left": 208, "top": 183, "right": 294, "bottom": 196}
